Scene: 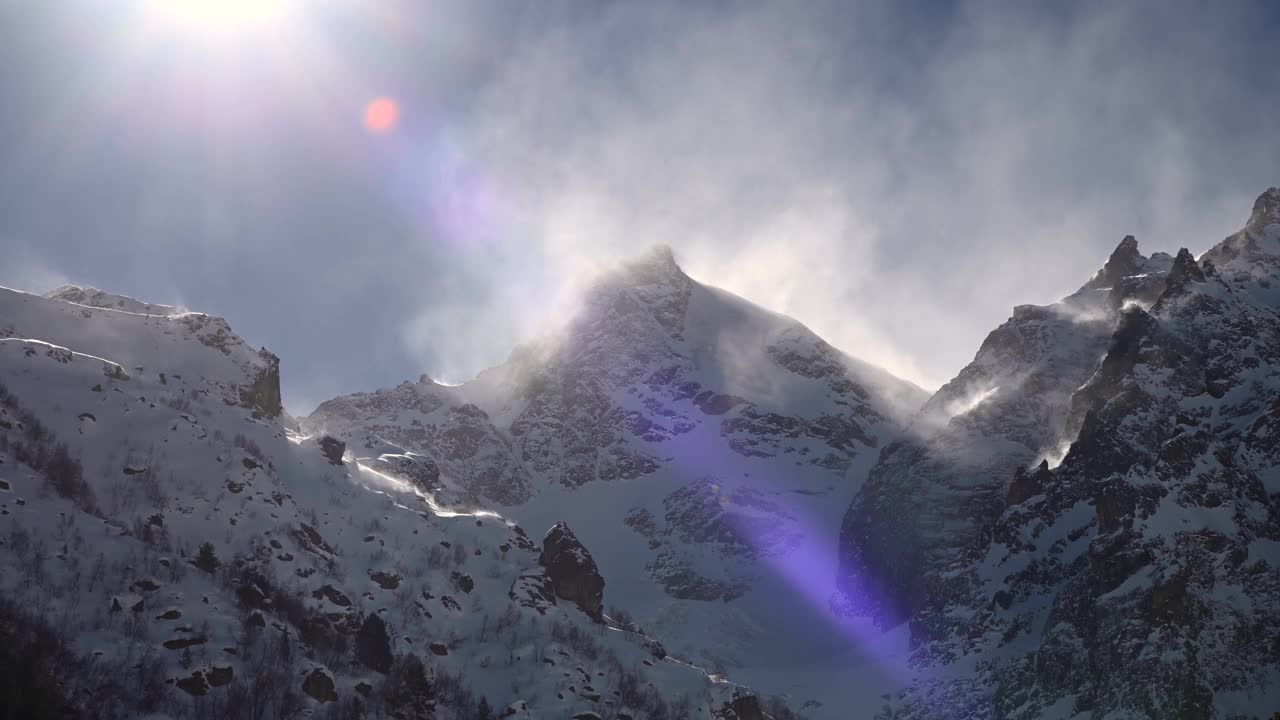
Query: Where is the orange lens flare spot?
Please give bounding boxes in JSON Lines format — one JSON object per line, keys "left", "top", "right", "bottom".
{"left": 364, "top": 98, "right": 399, "bottom": 133}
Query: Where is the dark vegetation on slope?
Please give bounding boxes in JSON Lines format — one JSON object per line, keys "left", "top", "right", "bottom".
{"left": 0, "top": 382, "right": 95, "bottom": 512}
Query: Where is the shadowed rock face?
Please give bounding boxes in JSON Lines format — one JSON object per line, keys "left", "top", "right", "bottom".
{"left": 241, "top": 349, "right": 282, "bottom": 418}
{"left": 304, "top": 246, "right": 924, "bottom": 514}
{"left": 318, "top": 436, "right": 345, "bottom": 465}
{"left": 1080, "top": 235, "right": 1144, "bottom": 291}
{"left": 714, "top": 694, "right": 767, "bottom": 720}
{"left": 837, "top": 232, "right": 1184, "bottom": 627}
{"left": 538, "top": 522, "right": 605, "bottom": 622}
{"left": 302, "top": 668, "right": 337, "bottom": 703}
{"left": 837, "top": 188, "right": 1280, "bottom": 719}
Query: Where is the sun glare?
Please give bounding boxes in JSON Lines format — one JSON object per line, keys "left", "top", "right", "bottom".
{"left": 150, "top": 0, "right": 293, "bottom": 30}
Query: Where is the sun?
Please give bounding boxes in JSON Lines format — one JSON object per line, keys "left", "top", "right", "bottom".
{"left": 149, "top": 0, "right": 293, "bottom": 30}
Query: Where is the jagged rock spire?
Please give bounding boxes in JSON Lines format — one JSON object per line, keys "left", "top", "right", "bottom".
{"left": 1081, "top": 235, "right": 1145, "bottom": 291}
{"left": 1245, "top": 186, "right": 1280, "bottom": 234}
{"left": 1162, "top": 247, "right": 1206, "bottom": 296}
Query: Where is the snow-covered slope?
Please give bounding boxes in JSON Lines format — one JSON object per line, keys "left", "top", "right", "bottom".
{"left": 837, "top": 189, "right": 1280, "bottom": 718}
{"left": 304, "top": 246, "right": 929, "bottom": 711}
{"left": 2, "top": 284, "right": 282, "bottom": 418}
{"left": 0, "top": 285, "right": 781, "bottom": 720}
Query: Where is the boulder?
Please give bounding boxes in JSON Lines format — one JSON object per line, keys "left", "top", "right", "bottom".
{"left": 175, "top": 671, "right": 209, "bottom": 697}
{"left": 318, "top": 436, "right": 346, "bottom": 465}
{"left": 538, "top": 522, "right": 605, "bottom": 622}
{"left": 207, "top": 665, "right": 234, "bottom": 687}
{"left": 302, "top": 668, "right": 338, "bottom": 703}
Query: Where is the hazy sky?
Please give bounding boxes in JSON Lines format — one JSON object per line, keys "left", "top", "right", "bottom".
{"left": 2, "top": 0, "right": 1278, "bottom": 413}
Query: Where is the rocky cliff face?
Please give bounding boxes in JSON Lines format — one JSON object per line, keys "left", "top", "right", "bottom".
{"left": 839, "top": 188, "right": 1280, "bottom": 718}
{"left": 240, "top": 348, "right": 282, "bottom": 418}
{"left": 305, "top": 247, "right": 927, "bottom": 626}
{"left": 539, "top": 522, "right": 606, "bottom": 621}
{"left": 837, "top": 233, "right": 1172, "bottom": 627}
{"left": 306, "top": 246, "right": 925, "bottom": 507}
{"left": 301, "top": 246, "right": 929, "bottom": 693}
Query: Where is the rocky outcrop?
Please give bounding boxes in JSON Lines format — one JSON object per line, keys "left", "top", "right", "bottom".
{"left": 306, "top": 383, "right": 531, "bottom": 505}
{"left": 240, "top": 349, "right": 282, "bottom": 418}
{"left": 318, "top": 436, "right": 345, "bottom": 465}
{"left": 302, "top": 668, "right": 338, "bottom": 703}
{"left": 538, "top": 522, "right": 605, "bottom": 622}
{"left": 1080, "top": 235, "right": 1145, "bottom": 291}
{"left": 843, "top": 189, "right": 1280, "bottom": 719}
{"left": 175, "top": 671, "right": 209, "bottom": 697}
{"left": 367, "top": 452, "right": 441, "bottom": 495}
{"left": 838, "top": 233, "right": 1178, "bottom": 627}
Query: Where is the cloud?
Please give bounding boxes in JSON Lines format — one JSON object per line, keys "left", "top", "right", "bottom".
{"left": 0, "top": 255, "right": 71, "bottom": 297}
{"left": 2, "top": 0, "right": 1277, "bottom": 410}
{"left": 428, "top": 0, "right": 1280, "bottom": 390}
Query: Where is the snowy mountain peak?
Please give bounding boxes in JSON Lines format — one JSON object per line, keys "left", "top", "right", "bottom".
{"left": 1161, "top": 246, "right": 1206, "bottom": 295}
{"left": 3, "top": 285, "right": 282, "bottom": 418}
{"left": 630, "top": 242, "right": 679, "bottom": 269}
{"left": 838, "top": 187, "right": 1280, "bottom": 718}
{"left": 1246, "top": 185, "right": 1280, "bottom": 234}
{"left": 43, "top": 284, "right": 186, "bottom": 316}
{"left": 1, "top": 282, "right": 771, "bottom": 720}
{"left": 1079, "top": 234, "right": 1170, "bottom": 292}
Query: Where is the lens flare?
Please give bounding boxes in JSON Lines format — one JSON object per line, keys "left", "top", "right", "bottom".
{"left": 364, "top": 98, "right": 400, "bottom": 134}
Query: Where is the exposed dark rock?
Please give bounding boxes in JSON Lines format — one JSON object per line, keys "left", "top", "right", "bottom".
{"left": 1081, "top": 235, "right": 1144, "bottom": 291}
{"left": 510, "top": 571, "right": 557, "bottom": 614}
{"left": 716, "top": 694, "right": 767, "bottom": 720}
{"left": 175, "top": 671, "right": 209, "bottom": 696}
{"left": 207, "top": 665, "right": 233, "bottom": 687}
{"left": 240, "top": 349, "right": 282, "bottom": 418}
{"left": 369, "top": 571, "right": 401, "bottom": 590}
{"left": 693, "top": 391, "right": 746, "bottom": 415}
{"left": 450, "top": 571, "right": 474, "bottom": 594}
{"left": 429, "top": 642, "right": 449, "bottom": 656}
{"left": 318, "top": 436, "right": 345, "bottom": 465}
{"left": 1006, "top": 461, "right": 1051, "bottom": 506}
{"left": 1160, "top": 248, "right": 1206, "bottom": 298}
{"left": 302, "top": 668, "right": 337, "bottom": 703}
{"left": 295, "top": 523, "right": 334, "bottom": 554}
{"left": 355, "top": 614, "right": 393, "bottom": 674}
{"left": 132, "top": 578, "right": 160, "bottom": 593}
{"left": 539, "top": 522, "right": 605, "bottom": 621}
{"left": 369, "top": 452, "right": 440, "bottom": 494}
{"left": 163, "top": 636, "right": 208, "bottom": 651}
{"left": 312, "top": 584, "right": 352, "bottom": 607}
{"left": 1244, "top": 186, "right": 1280, "bottom": 234}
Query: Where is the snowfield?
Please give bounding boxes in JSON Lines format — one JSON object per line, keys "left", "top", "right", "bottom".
{"left": 0, "top": 283, "right": 786, "bottom": 720}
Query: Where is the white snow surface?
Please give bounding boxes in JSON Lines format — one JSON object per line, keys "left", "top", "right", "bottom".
{"left": 0, "top": 285, "right": 770, "bottom": 719}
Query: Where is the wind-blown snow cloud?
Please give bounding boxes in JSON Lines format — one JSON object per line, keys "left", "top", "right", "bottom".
{"left": 450, "top": 0, "right": 1280, "bottom": 391}
{"left": 1, "top": 0, "right": 1277, "bottom": 411}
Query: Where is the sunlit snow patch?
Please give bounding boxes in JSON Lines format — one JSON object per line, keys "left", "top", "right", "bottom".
{"left": 945, "top": 385, "right": 999, "bottom": 418}
{"left": 354, "top": 461, "right": 502, "bottom": 520}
